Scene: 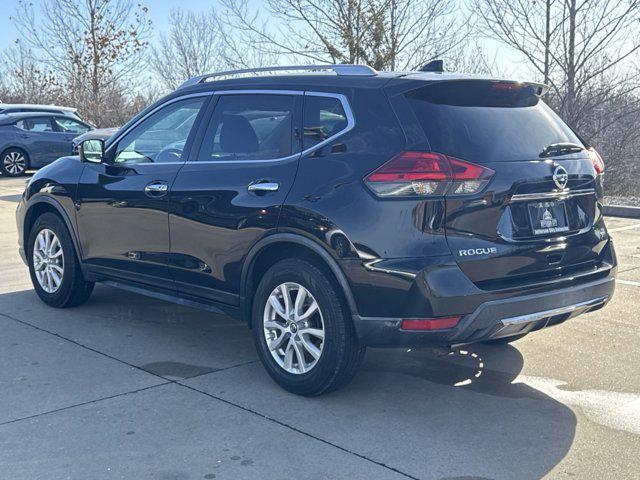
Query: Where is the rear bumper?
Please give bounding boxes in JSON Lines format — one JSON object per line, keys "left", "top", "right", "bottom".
{"left": 352, "top": 256, "right": 616, "bottom": 348}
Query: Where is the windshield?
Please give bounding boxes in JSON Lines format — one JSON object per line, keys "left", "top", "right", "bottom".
{"left": 405, "top": 81, "right": 583, "bottom": 162}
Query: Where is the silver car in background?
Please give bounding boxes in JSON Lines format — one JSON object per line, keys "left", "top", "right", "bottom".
{"left": 0, "top": 103, "right": 84, "bottom": 122}
{"left": 0, "top": 112, "right": 91, "bottom": 176}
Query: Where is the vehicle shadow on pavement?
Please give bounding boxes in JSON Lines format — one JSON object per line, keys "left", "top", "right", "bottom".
{"left": 0, "top": 194, "right": 23, "bottom": 202}
{"left": 0, "top": 285, "right": 576, "bottom": 480}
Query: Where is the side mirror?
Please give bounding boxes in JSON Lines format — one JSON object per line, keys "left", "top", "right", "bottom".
{"left": 79, "top": 139, "right": 104, "bottom": 163}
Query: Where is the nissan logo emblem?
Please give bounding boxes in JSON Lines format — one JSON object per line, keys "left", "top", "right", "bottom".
{"left": 553, "top": 166, "right": 569, "bottom": 189}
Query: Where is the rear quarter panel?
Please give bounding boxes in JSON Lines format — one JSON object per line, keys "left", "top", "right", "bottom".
{"left": 0, "top": 126, "right": 28, "bottom": 157}
{"left": 280, "top": 86, "right": 453, "bottom": 318}
{"left": 281, "top": 85, "right": 450, "bottom": 261}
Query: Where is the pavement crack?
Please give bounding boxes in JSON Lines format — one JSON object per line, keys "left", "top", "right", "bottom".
{"left": 0, "top": 311, "right": 170, "bottom": 381}
{"left": 178, "top": 382, "right": 420, "bottom": 480}
{"left": 181, "top": 359, "right": 259, "bottom": 381}
{"left": 3, "top": 311, "right": 413, "bottom": 477}
{"left": 618, "top": 265, "right": 640, "bottom": 274}
{"left": 0, "top": 312, "right": 258, "bottom": 384}
{"left": 0, "top": 382, "right": 172, "bottom": 427}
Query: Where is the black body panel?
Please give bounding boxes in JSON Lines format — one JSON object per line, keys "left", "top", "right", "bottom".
{"left": 15, "top": 71, "right": 617, "bottom": 349}
{"left": 17, "top": 156, "right": 86, "bottom": 263}
{"left": 169, "top": 155, "right": 301, "bottom": 305}
{"left": 280, "top": 84, "right": 450, "bottom": 260}
{"left": 75, "top": 162, "right": 180, "bottom": 289}
{"left": 445, "top": 157, "right": 605, "bottom": 286}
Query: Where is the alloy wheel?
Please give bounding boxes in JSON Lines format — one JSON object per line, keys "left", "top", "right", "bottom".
{"left": 3, "top": 151, "right": 26, "bottom": 175}
{"left": 263, "top": 282, "right": 325, "bottom": 374}
{"left": 33, "top": 228, "right": 64, "bottom": 293}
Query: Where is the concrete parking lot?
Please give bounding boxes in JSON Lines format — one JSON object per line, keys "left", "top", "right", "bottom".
{"left": 0, "top": 174, "right": 638, "bottom": 480}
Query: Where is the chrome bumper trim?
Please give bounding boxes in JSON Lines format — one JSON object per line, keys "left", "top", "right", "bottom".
{"left": 510, "top": 188, "right": 595, "bottom": 202}
{"left": 500, "top": 296, "right": 608, "bottom": 326}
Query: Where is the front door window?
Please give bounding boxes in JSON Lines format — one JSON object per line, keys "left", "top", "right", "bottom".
{"left": 114, "top": 97, "right": 206, "bottom": 164}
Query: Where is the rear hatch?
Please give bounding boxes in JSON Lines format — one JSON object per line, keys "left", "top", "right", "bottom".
{"left": 399, "top": 79, "right": 607, "bottom": 288}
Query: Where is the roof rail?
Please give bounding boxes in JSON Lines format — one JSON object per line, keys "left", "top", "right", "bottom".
{"left": 178, "top": 64, "right": 377, "bottom": 89}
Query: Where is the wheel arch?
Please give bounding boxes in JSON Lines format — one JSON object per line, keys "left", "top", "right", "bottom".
{"left": 240, "top": 234, "right": 359, "bottom": 327}
{"left": 23, "top": 196, "right": 83, "bottom": 261}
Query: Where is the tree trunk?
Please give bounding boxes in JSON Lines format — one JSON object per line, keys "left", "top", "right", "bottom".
{"left": 565, "top": 0, "right": 577, "bottom": 126}
{"left": 544, "top": 0, "right": 551, "bottom": 86}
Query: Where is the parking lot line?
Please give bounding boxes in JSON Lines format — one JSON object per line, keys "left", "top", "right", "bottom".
{"left": 618, "top": 279, "right": 640, "bottom": 287}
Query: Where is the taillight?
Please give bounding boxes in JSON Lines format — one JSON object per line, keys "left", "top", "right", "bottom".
{"left": 364, "top": 151, "right": 494, "bottom": 197}
{"left": 587, "top": 147, "right": 605, "bottom": 174}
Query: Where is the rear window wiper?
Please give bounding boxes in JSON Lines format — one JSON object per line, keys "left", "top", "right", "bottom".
{"left": 539, "top": 142, "right": 584, "bottom": 158}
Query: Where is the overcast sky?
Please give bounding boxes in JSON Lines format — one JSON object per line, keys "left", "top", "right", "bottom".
{"left": 0, "top": 0, "right": 524, "bottom": 77}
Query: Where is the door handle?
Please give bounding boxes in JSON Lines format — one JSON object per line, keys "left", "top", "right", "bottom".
{"left": 144, "top": 181, "right": 169, "bottom": 197}
{"left": 248, "top": 181, "right": 279, "bottom": 193}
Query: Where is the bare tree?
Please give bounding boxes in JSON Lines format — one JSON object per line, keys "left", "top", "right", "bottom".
{"left": 1, "top": 42, "right": 60, "bottom": 104}
{"left": 220, "top": 0, "right": 476, "bottom": 71}
{"left": 149, "top": 7, "right": 280, "bottom": 91}
{"left": 474, "top": 0, "right": 640, "bottom": 197}
{"left": 444, "top": 41, "right": 497, "bottom": 75}
{"left": 376, "top": 0, "right": 474, "bottom": 70}
{"left": 474, "top": 0, "right": 640, "bottom": 127}
{"left": 149, "top": 9, "right": 226, "bottom": 91}
{"left": 11, "top": 0, "right": 151, "bottom": 126}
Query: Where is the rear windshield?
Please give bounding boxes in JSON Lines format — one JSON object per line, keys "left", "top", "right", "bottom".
{"left": 405, "top": 81, "right": 582, "bottom": 162}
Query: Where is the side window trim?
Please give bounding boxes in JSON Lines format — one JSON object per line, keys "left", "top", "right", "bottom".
{"left": 102, "top": 89, "right": 355, "bottom": 165}
{"left": 104, "top": 92, "right": 213, "bottom": 165}
{"left": 187, "top": 89, "right": 355, "bottom": 164}
{"left": 302, "top": 91, "right": 355, "bottom": 157}
{"left": 46, "top": 116, "right": 56, "bottom": 133}
{"left": 105, "top": 93, "right": 212, "bottom": 165}
{"left": 51, "top": 116, "right": 65, "bottom": 133}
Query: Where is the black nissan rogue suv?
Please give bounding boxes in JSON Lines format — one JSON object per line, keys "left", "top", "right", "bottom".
{"left": 16, "top": 64, "right": 616, "bottom": 395}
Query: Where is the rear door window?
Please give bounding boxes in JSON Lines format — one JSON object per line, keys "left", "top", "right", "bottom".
{"left": 302, "top": 95, "right": 348, "bottom": 149}
{"left": 405, "top": 81, "right": 582, "bottom": 162}
{"left": 199, "top": 94, "right": 297, "bottom": 161}
{"left": 16, "top": 117, "right": 54, "bottom": 132}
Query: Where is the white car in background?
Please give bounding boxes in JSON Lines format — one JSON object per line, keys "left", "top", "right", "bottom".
{"left": 0, "top": 103, "right": 84, "bottom": 122}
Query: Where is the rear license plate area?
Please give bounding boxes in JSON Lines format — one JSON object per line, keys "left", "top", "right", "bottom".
{"left": 527, "top": 200, "right": 570, "bottom": 235}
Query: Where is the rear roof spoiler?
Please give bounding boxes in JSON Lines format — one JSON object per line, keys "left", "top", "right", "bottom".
{"left": 401, "top": 73, "right": 550, "bottom": 96}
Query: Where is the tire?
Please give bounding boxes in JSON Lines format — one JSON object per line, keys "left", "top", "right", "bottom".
{"left": 1, "top": 148, "right": 29, "bottom": 177}
{"left": 27, "top": 212, "right": 94, "bottom": 308}
{"left": 252, "top": 258, "right": 365, "bottom": 396}
{"left": 481, "top": 333, "right": 528, "bottom": 345}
